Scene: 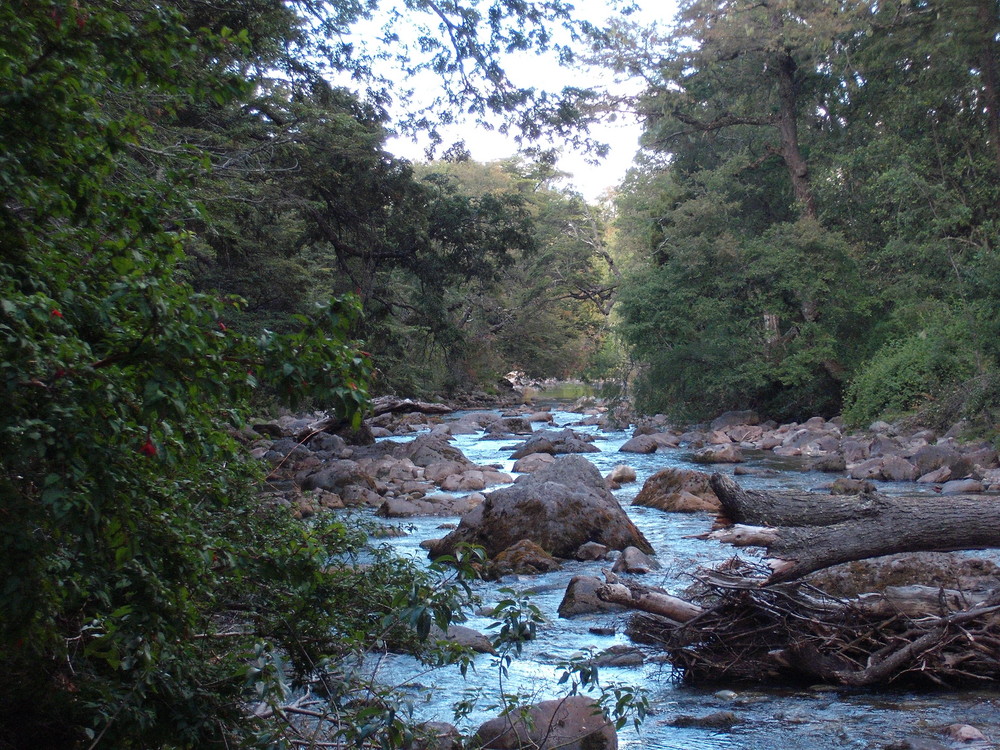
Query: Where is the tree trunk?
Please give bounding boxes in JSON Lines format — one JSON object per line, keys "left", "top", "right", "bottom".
{"left": 708, "top": 474, "right": 1000, "bottom": 582}
{"left": 770, "top": 9, "right": 817, "bottom": 220}
{"left": 596, "top": 572, "right": 703, "bottom": 623}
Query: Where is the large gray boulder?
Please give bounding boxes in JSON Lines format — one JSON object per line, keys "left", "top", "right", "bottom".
{"left": 299, "top": 459, "right": 375, "bottom": 492}
{"left": 426, "top": 455, "right": 652, "bottom": 559}
{"left": 474, "top": 696, "right": 617, "bottom": 750}
{"left": 509, "top": 429, "right": 600, "bottom": 459}
{"left": 618, "top": 434, "right": 659, "bottom": 454}
{"left": 402, "top": 434, "right": 472, "bottom": 467}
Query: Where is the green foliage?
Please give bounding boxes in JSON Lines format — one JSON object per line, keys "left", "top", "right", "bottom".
{"left": 611, "top": 0, "right": 1000, "bottom": 424}
{"left": 0, "top": 2, "right": 494, "bottom": 747}
{"left": 843, "top": 315, "right": 980, "bottom": 427}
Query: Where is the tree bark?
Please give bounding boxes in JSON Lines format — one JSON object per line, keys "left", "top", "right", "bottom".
{"left": 708, "top": 474, "right": 1000, "bottom": 583}
{"left": 596, "top": 581, "right": 703, "bottom": 623}
{"left": 766, "top": 0, "right": 818, "bottom": 222}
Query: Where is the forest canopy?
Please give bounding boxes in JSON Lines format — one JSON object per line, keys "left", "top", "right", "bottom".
{"left": 611, "top": 0, "right": 1000, "bottom": 429}
{"left": 2, "top": 0, "right": 999, "bottom": 746}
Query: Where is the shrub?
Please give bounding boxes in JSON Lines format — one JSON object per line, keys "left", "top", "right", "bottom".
{"left": 843, "top": 325, "right": 979, "bottom": 427}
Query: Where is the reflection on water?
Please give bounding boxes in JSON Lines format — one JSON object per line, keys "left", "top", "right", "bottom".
{"left": 369, "top": 405, "right": 1000, "bottom": 749}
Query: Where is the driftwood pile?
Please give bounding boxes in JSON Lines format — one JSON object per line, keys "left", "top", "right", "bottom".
{"left": 600, "top": 474, "right": 1000, "bottom": 687}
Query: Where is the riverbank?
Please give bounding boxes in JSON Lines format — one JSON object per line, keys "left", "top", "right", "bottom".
{"left": 243, "top": 397, "right": 999, "bottom": 748}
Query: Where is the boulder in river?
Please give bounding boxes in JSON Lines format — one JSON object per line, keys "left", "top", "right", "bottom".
{"left": 618, "top": 434, "right": 659, "bottom": 454}
{"left": 512, "top": 452, "right": 556, "bottom": 473}
{"left": 691, "top": 443, "right": 744, "bottom": 464}
{"left": 633, "top": 468, "right": 720, "bottom": 513}
{"left": 485, "top": 539, "right": 562, "bottom": 579}
{"left": 558, "top": 575, "right": 625, "bottom": 617}
{"left": 474, "top": 696, "right": 617, "bottom": 750}
{"left": 509, "top": 428, "right": 600, "bottom": 459}
{"left": 612, "top": 546, "right": 661, "bottom": 574}
{"left": 426, "top": 455, "right": 652, "bottom": 559}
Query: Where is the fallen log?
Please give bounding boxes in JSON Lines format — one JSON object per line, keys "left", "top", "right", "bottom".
{"left": 708, "top": 474, "right": 1000, "bottom": 582}
{"left": 595, "top": 571, "right": 703, "bottom": 623}
{"left": 370, "top": 396, "right": 453, "bottom": 416}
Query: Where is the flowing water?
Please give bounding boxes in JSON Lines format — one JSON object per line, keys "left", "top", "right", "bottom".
{"left": 366, "top": 404, "right": 1000, "bottom": 749}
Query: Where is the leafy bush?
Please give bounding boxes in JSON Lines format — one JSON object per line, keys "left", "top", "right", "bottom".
{"left": 0, "top": 3, "right": 477, "bottom": 746}
{"left": 843, "top": 322, "right": 979, "bottom": 427}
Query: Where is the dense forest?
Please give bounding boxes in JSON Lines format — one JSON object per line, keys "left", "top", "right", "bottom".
{"left": 1, "top": 0, "right": 998, "bottom": 747}
{"left": 613, "top": 0, "right": 1000, "bottom": 429}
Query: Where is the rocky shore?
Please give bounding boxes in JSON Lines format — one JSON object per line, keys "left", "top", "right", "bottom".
{"left": 240, "top": 396, "right": 999, "bottom": 748}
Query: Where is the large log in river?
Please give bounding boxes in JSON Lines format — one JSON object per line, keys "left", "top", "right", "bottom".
{"left": 605, "top": 475, "right": 1000, "bottom": 687}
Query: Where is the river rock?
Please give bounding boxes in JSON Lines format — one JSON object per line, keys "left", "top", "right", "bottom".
{"left": 611, "top": 546, "right": 660, "bottom": 574}
{"left": 558, "top": 575, "right": 624, "bottom": 616}
{"left": 809, "top": 454, "right": 846, "bottom": 472}
{"left": 430, "top": 624, "right": 495, "bottom": 654}
{"left": 441, "top": 470, "right": 488, "bottom": 492}
{"left": 486, "top": 539, "right": 562, "bottom": 579}
{"left": 848, "top": 456, "right": 918, "bottom": 482}
{"left": 619, "top": 434, "right": 659, "bottom": 454}
{"left": 575, "top": 542, "right": 609, "bottom": 561}
{"left": 512, "top": 452, "right": 556, "bottom": 473}
{"left": 403, "top": 434, "right": 472, "bottom": 467}
{"left": 509, "top": 428, "right": 600, "bottom": 459}
{"left": 917, "top": 466, "right": 951, "bottom": 483}
{"left": 424, "top": 460, "right": 473, "bottom": 484}
{"left": 944, "top": 724, "right": 987, "bottom": 742}
{"left": 633, "top": 468, "right": 720, "bottom": 512}
{"left": 829, "top": 477, "right": 876, "bottom": 495}
{"left": 910, "top": 445, "right": 962, "bottom": 477}
{"left": 691, "top": 443, "right": 744, "bottom": 463}
{"left": 307, "top": 431, "right": 348, "bottom": 454}
{"left": 670, "top": 711, "right": 740, "bottom": 729}
{"left": 706, "top": 430, "right": 733, "bottom": 445}
{"left": 652, "top": 432, "right": 682, "bottom": 448}
{"left": 474, "top": 696, "right": 617, "bottom": 750}
{"left": 501, "top": 416, "right": 535, "bottom": 435}
{"left": 940, "top": 478, "right": 984, "bottom": 494}
{"left": 377, "top": 492, "right": 483, "bottom": 518}
{"left": 726, "top": 424, "right": 764, "bottom": 443}
{"left": 605, "top": 464, "right": 637, "bottom": 487}
{"left": 773, "top": 428, "right": 841, "bottom": 457}
{"left": 426, "top": 455, "right": 652, "bottom": 559}
{"left": 299, "top": 459, "right": 375, "bottom": 492}
{"left": 964, "top": 444, "right": 1000, "bottom": 469}
{"left": 340, "top": 485, "right": 383, "bottom": 507}
{"left": 710, "top": 410, "right": 760, "bottom": 430}
{"left": 589, "top": 645, "right": 645, "bottom": 668}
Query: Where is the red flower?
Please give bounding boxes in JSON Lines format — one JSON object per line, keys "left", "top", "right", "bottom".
{"left": 50, "top": 309, "right": 63, "bottom": 318}
{"left": 139, "top": 438, "right": 157, "bottom": 457}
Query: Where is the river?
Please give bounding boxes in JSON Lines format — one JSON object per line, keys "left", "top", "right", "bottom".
{"left": 365, "top": 402, "right": 1000, "bottom": 749}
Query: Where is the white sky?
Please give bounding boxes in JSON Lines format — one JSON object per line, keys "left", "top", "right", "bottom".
{"left": 382, "top": 0, "right": 676, "bottom": 202}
